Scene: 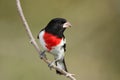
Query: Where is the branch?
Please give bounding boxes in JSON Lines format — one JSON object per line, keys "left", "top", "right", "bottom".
{"left": 16, "top": 0, "right": 76, "bottom": 80}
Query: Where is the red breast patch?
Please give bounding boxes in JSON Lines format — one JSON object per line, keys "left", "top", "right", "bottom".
{"left": 43, "top": 32, "right": 62, "bottom": 50}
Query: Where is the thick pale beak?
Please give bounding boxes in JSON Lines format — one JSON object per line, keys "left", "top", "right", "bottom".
{"left": 63, "top": 21, "right": 72, "bottom": 28}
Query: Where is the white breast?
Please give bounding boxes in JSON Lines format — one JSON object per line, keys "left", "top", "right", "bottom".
{"left": 39, "top": 30, "right": 66, "bottom": 59}
{"left": 39, "top": 30, "right": 47, "bottom": 50}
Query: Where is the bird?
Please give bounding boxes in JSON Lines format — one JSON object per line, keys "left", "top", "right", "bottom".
{"left": 37, "top": 18, "right": 71, "bottom": 75}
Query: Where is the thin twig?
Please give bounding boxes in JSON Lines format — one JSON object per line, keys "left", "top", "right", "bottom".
{"left": 16, "top": 0, "right": 76, "bottom": 80}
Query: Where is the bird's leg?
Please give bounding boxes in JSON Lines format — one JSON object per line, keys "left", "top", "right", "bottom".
{"left": 39, "top": 50, "right": 46, "bottom": 59}
{"left": 48, "top": 58, "right": 59, "bottom": 70}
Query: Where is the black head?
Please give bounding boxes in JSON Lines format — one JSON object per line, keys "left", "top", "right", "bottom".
{"left": 45, "top": 18, "right": 71, "bottom": 38}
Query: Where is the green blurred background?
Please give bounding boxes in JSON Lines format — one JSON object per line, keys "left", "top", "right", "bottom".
{"left": 0, "top": 0, "right": 120, "bottom": 80}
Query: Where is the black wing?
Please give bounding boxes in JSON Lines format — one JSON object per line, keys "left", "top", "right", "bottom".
{"left": 62, "top": 37, "right": 66, "bottom": 52}
{"left": 63, "top": 43, "right": 66, "bottom": 52}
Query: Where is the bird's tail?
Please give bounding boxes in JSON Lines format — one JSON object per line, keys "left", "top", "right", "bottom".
{"left": 55, "top": 58, "right": 68, "bottom": 75}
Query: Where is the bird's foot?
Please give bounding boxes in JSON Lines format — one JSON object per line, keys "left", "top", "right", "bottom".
{"left": 48, "top": 61, "right": 55, "bottom": 70}
{"left": 40, "top": 51, "right": 46, "bottom": 59}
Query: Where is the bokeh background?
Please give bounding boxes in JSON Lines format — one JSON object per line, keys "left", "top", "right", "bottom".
{"left": 0, "top": 0, "right": 120, "bottom": 80}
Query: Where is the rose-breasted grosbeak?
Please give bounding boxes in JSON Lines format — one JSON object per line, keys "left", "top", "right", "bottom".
{"left": 37, "top": 18, "right": 71, "bottom": 75}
